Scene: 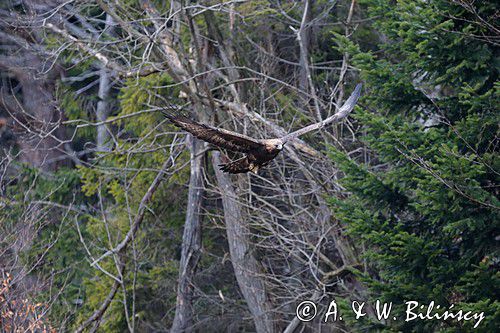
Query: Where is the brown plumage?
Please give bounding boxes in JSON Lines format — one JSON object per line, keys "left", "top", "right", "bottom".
{"left": 164, "top": 84, "right": 362, "bottom": 174}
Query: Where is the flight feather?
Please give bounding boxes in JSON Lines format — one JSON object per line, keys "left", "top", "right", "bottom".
{"left": 163, "top": 113, "right": 263, "bottom": 153}
{"left": 162, "top": 83, "right": 362, "bottom": 174}
{"left": 281, "top": 83, "right": 362, "bottom": 142}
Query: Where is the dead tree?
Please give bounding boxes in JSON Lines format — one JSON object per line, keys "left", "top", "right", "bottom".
{"left": 0, "top": 40, "right": 66, "bottom": 170}
{"left": 212, "top": 151, "right": 277, "bottom": 333}
{"left": 171, "top": 136, "right": 205, "bottom": 332}
{"left": 2, "top": 0, "right": 370, "bottom": 331}
{"left": 96, "top": 14, "right": 115, "bottom": 152}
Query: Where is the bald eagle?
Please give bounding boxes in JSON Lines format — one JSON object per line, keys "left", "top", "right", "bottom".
{"left": 164, "top": 84, "right": 362, "bottom": 174}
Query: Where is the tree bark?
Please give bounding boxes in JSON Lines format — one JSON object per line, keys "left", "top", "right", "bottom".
{"left": 96, "top": 14, "right": 114, "bottom": 151}
{"left": 298, "top": 0, "right": 314, "bottom": 92}
{"left": 212, "top": 151, "right": 277, "bottom": 333}
{"left": 171, "top": 136, "right": 205, "bottom": 333}
{"left": 13, "top": 56, "right": 66, "bottom": 171}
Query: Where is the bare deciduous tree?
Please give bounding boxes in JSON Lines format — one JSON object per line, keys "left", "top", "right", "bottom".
{"left": 1, "top": 1, "right": 367, "bottom": 332}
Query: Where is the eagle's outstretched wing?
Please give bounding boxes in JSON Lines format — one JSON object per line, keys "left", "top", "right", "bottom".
{"left": 164, "top": 113, "right": 264, "bottom": 153}
{"left": 281, "top": 83, "right": 362, "bottom": 142}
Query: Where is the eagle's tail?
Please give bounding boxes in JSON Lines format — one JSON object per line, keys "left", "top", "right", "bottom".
{"left": 219, "top": 157, "right": 258, "bottom": 174}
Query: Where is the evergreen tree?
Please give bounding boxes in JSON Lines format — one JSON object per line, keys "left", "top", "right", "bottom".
{"left": 329, "top": 0, "right": 499, "bottom": 331}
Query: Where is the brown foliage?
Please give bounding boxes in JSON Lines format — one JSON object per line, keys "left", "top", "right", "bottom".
{"left": 0, "top": 273, "right": 55, "bottom": 333}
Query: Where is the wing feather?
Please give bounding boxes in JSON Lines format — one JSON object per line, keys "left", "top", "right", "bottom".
{"left": 281, "top": 83, "right": 362, "bottom": 142}
{"left": 164, "top": 113, "right": 263, "bottom": 153}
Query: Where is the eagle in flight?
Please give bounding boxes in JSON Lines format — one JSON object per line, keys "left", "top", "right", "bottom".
{"left": 164, "top": 84, "right": 362, "bottom": 174}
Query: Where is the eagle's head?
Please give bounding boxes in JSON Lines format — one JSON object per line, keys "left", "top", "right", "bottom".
{"left": 265, "top": 139, "right": 284, "bottom": 152}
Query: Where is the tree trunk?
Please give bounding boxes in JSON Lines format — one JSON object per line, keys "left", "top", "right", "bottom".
{"left": 171, "top": 136, "right": 205, "bottom": 333}
{"left": 298, "top": 0, "right": 314, "bottom": 92}
{"left": 212, "top": 151, "right": 277, "bottom": 333}
{"left": 14, "top": 55, "right": 66, "bottom": 171}
{"left": 96, "top": 14, "right": 114, "bottom": 151}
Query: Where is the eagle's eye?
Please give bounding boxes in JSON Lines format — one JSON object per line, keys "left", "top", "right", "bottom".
{"left": 275, "top": 143, "right": 283, "bottom": 150}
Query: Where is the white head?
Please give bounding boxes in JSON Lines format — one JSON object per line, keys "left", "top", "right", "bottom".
{"left": 266, "top": 139, "right": 284, "bottom": 151}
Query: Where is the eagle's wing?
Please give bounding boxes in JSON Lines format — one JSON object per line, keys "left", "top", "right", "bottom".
{"left": 281, "top": 83, "right": 362, "bottom": 142}
{"left": 164, "top": 113, "right": 264, "bottom": 153}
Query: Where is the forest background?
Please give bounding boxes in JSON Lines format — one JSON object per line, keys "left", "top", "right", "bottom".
{"left": 0, "top": 0, "right": 498, "bottom": 332}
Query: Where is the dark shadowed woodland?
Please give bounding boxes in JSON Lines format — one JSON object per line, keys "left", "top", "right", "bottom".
{"left": 0, "top": 0, "right": 498, "bottom": 332}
